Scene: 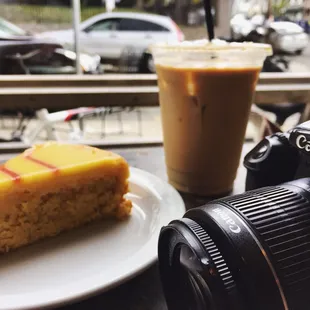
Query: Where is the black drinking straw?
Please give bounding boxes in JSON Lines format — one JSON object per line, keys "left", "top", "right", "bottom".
{"left": 203, "top": 0, "right": 215, "bottom": 41}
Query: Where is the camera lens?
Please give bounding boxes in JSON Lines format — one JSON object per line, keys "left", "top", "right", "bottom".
{"left": 178, "top": 246, "right": 214, "bottom": 310}
{"left": 158, "top": 178, "right": 310, "bottom": 310}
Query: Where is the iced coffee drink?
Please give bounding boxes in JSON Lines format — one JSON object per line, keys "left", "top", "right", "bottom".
{"left": 152, "top": 40, "right": 272, "bottom": 196}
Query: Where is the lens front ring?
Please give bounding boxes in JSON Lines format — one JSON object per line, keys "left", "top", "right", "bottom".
{"left": 158, "top": 219, "right": 243, "bottom": 310}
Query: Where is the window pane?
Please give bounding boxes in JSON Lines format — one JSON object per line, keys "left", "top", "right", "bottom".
{"left": 144, "top": 21, "right": 169, "bottom": 31}
{"left": 85, "top": 19, "right": 120, "bottom": 32}
{"left": 119, "top": 18, "right": 168, "bottom": 32}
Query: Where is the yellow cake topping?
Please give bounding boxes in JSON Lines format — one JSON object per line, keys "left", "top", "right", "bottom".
{"left": 0, "top": 142, "right": 128, "bottom": 190}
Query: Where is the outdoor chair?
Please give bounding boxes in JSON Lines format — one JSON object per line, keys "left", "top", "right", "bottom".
{"left": 257, "top": 102, "right": 306, "bottom": 126}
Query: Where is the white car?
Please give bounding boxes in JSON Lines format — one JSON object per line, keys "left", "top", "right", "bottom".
{"left": 231, "top": 14, "right": 309, "bottom": 55}
{"left": 268, "top": 21, "right": 309, "bottom": 54}
{"left": 37, "top": 12, "right": 184, "bottom": 72}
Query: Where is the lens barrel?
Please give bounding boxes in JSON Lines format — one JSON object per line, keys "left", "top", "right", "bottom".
{"left": 158, "top": 178, "right": 310, "bottom": 310}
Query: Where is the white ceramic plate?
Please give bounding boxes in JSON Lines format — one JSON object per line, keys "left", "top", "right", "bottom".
{"left": 0, "top": 167, "right": 185, "bottom": 310}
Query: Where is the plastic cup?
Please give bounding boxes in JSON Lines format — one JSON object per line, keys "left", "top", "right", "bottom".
{"left": 152, "top": 40, "right": 272, "bottom": 196}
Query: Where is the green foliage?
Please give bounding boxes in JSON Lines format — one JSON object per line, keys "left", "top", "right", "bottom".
{"left": 0, "top": 4, "right": 144, "bottom": 24}
{"left": 272, "top": 0, "right": 290, "bottom": 17}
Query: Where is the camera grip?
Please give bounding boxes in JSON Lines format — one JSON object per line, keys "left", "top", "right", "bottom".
{"left": 244, "top": 134, "right": 299, "bottom": 191}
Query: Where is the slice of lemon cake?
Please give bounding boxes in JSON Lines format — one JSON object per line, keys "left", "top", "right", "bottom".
{"left": 0, "top": 142, "right": 132, "bottom": 253}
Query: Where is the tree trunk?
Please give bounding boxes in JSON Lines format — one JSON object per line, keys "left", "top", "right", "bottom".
{"left": 266, "top": 0, "right": 272, "bottom": 19}
{"left": 175, "top": 0, "right": 183, "bottom": 23}
{"left": 175, "top": 0, "right": 190, "bottom": 25}
{"left": 153, "top": 0, "right": 164, "bottom": 15}
{"left": 136, "top": 0, "right": 144, "bottom": 10}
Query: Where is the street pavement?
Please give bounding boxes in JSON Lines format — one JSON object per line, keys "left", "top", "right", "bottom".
{"left": 288, "top": 43, "right": 310, "bottom": 72}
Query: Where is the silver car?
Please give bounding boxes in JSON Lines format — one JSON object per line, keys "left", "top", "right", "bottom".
{"left": 38, "top": 12, "right": 184, "bottom": 73}
{"left": 268, "top": 21, "right": 309, "bottom": 54}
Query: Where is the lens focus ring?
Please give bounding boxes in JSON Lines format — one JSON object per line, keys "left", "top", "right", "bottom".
{"left": 222, "top": 186, "right": 310, "bottom": 301}
{"left": 185, "top": 219, "right": 236, "bottom": 292}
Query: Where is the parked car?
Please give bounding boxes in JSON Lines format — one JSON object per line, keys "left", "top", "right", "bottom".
{"left": 268, "top": 21, "right": 309, "bottom": 54}
{"left": 22, "top": 47, "right": 101, "bottom": 75}
{"left": 0, "top": 17, "right": 101, "bottom": 74}
{"left": 231, "top": 14, "right": 309, "bottom": 55}
{"left": 37, "top": 12, "right": 185, "bottom": 73}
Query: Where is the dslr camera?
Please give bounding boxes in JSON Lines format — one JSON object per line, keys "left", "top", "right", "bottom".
{"left": 158, "top": 121, "right": 310, "bottom": 310}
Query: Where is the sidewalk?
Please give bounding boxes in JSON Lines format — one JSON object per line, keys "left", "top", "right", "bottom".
{"left": 289, "top": 61, "right": 310, "bottom": 73}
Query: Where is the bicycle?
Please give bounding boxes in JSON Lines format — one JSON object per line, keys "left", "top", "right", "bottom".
{"left": 0, "top": 107, "right": 101, "bottom": 144}
{"left": 0, "top": 105, "right": 143, "bottom": 144}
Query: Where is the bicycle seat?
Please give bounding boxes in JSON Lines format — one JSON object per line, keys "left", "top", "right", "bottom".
{"left": 256, "top": 102, "right": 305, "bottom": 126}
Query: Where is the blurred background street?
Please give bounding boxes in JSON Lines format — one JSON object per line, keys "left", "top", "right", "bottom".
{"left": 288, "top": 40, "right": 310, "bottom": 72}
{"left": 0, "top": 0, "right": 309, "bottom": 144}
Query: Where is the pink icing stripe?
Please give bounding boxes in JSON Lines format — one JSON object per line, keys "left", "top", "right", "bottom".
{"left": 24, "top": 155, "right": 59, "bottom": 172}
{"left": 0, "top": 166, "right": 21, "bottom": 182}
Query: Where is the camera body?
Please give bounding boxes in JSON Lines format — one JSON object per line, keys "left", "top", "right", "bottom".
{"left": 158, "top": 121, "right": 310, "bottom": 310}
{"left": 244, "top": 120, "right": 310, "bottom": 190}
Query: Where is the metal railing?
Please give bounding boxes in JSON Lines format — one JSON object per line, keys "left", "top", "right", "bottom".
{"left": 0, "top": 72, "right": 309, "bottom": 152}
{"left": 0, "top": 73, "right": 310, "bottom": 110}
